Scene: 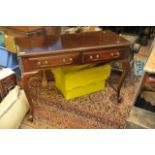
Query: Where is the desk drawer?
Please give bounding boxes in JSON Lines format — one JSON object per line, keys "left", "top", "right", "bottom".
{"left": 82, "top": 49, "right": 126, "bottom": 63}
{"left": 28, "top": 53, "right": 80, "bottom": 70}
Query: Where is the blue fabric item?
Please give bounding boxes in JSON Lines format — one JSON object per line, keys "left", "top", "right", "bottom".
{"left": 0, "top": 47, "right": 9, "bottom": 67}
{"left": 0, "top": 46, "right": 20, "bottom": 79}
{"left": 0, "top": 46, "right": 18, "bottom": 68}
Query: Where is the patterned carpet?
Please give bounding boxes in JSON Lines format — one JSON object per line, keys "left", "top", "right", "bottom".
{"left": 22, "top": 69, "right": 140, "bottom": 129}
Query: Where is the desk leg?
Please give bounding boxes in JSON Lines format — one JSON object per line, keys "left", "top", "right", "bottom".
{"left": 116, "top": 59, "right": 130, "bottom": 102}
{"left": 22, "top": 71, "right": 39, "bottom": 122}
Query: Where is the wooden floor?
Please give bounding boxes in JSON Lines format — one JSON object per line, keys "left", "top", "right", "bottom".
{"left": 126, "top": 106, "right": 155, "bottom": 129}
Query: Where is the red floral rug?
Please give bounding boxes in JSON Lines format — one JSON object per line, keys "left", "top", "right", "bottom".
{"left": 22, "top": 70, "right": 140, "bottom": 129}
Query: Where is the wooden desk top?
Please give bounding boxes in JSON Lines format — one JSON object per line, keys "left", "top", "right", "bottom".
{"left": 19, "top": 30, "right": 131, "bottom": 57}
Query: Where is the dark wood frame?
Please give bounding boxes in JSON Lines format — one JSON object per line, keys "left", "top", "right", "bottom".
{"left": 18, "top": 30, "right": 132, "bottom": 121}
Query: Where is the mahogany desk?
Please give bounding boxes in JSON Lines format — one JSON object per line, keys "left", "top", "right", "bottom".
{"left": 18, "top": 30, "right": 132, "bottom": 121}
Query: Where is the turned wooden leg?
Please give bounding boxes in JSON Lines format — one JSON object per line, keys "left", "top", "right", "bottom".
{"left": 116, "top": 59, "right": 130, "bottom": 103}
{"left": 22, "top": 71, "right": 39, "bottom": 122}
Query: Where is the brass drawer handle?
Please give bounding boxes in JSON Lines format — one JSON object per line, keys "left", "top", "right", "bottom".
{"left": 89, "top": 54, "right": 100, "bottom": 61}
{"left": 37, "top": 61, "right": 41, "bottom": 65}
{"left": 96, "top": 54, "right": 100, "bottom": 59}
{"left": 37, "top": 60, "right": 48, "bottom": 65}
{"left": 110, "top": 52, "right": 120, "bottom": 58}
{"left": 110, "top": 53, "right": 114, "bottom": 57}
{"left": 44, "top": 60, "right": 48, "bottom": 64}
{"left": 89, "top": 55, "right": 93, "bottom": 59}
{"left": 116, "top": 52, "right": 120, "bottom": 56}
{"left": 69, "top": 58, "right": 73, "bottom": 61}
{"left": 62, "top": 58, "right": 73, "bottom": 64}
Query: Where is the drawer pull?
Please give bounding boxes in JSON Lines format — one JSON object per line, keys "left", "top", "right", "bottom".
{"left": 96, "top": 54, "right": 100, "bottom": 59}
{"left": 44, "top": 60, "right": 48, "bottom": 64}
{"left": 89, "top": 55, "right": 93, "bottom": 59}
{"left": 116, "top": 52, "right": 120, "bottom": 56}
{"left": 37, "top": 61, "right": 41, "bottom": 65}
{"left": 110, "top": 52, "right": 120, "bottom": 58}
{"left": 69, "top": 58, "right": 73, "bottom": 61}
{"left": 89, "top": 55, "right": 100, "bottom": 61}
{"left": 62, "top": 58, "right": 73, "bottom": 64}
{"left": 110, "top": 53, "right": 114, "bottom": 56}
